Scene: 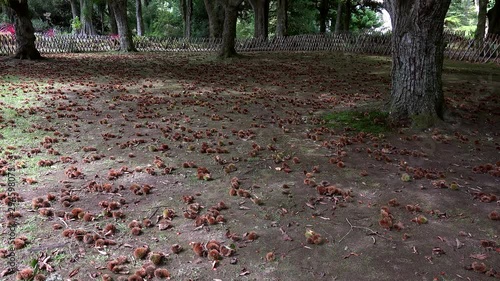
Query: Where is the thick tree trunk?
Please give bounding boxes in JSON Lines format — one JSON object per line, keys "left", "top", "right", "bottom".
{"left": 275, "top": 0, "right": 287, "bottom": 37}
{"left": 385, "top": 0, "right": 451, "bottom": 124}
{"left": 109, "top": 0, "right": 137, "bottom": 52}
{"left": 248, "top": 0, "right": 270, "bottom": 39}
{"left": 204, "top": 0, "right": 225, "bottom": 38}
{"left": 79, "top": 0, "right": 96, "bottom": 35}
{"left": 180, "top": 0, "right": 193, "bottom": 38}
{"left": 318, "top": 0, "right": 329, "bottom": 33}
{"left": 334, "top": 0, "right": 342, "bottom": 34}
{"left": 108, "top": 2, "right": 118, "bottom": 34}
{"left": 487, "top": 0, "right": 500, "bottom": 35}
{"left": 475, "top": 0, "right": 488, "bottom": 43}
{"left": 8, "top": 0, "right": 41, "bottom": 59}
{"left": 136, "top": 0, "right": 145, "bottom": 36}
{"left": 218, "top": 0, "right": 243, "bottom": 58}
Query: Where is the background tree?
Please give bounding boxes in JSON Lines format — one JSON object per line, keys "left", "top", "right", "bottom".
{"left": 488, "top": 0, "right": 500, "bottom": 34}
{"left": 79, "top": 0, "right": 96, "bottom": 34}
{"left": 109, "top": 0, "right": 136, "bottom": 51}
{"left": 136, "top": 0, "right": 145, "bottom": 35}
{"left": 317, "top": 0, "right": 328, "bottom": 33}
{"left": 108, "top": 1, "right": 118, "bottom": 34}
{"left": 247, "top": 0, "right": 269, "bottom": 38}
{"left": 4, "top": 0, "right": 41, "bottom": 59}
{"left": 218, "top": 0, "right": 243, "bottom": 58}
{"left": 275, "top": 0, "right": 287, "bottom": 36}
{"left": 203, "top": 0, "right": 224, "bottom": 38}
{"left": 180, "top": 0, "right": 193, "bottom": 38}
{"left": 475, "top": 0, "right": 488, "bottom": 42}
{"left": 385, "top": 0, "right": 452, "bottom": 124}
{"left": 445, "top": 0, "right": 477, "bottom": 34}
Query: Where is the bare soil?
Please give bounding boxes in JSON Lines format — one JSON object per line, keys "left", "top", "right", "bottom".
{"left": 0, "top": 52, "right": 499, "bottom": 281}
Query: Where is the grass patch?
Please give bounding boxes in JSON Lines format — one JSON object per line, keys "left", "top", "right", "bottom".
{"left": 324, "top": 110, "right": 390, "bottom": 134}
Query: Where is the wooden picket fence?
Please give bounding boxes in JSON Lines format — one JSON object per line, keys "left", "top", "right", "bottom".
{"left": 0, "top": 32, "right": 499, "bottom": 64}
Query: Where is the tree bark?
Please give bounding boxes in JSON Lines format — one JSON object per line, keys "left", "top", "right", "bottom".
{"left": 109, "top": 0, "right": 137, "bottom": 52}
{"left": 180, "top": 0, "right": 193, "bottom": 38}
{"left": 275, "top": 0, "right": 287, "bottom": 37}
{"left": 475, "top": 0, "right": 488, "bottom": 43}
{"left": 487, "top": 0, "right": 500, "bottom": 35}
{"left": 8, "top": 0, "right": 41, "bottom": 59}
{"left": 108, "top": 2, "right": 118, "bottom": 34}
{"left": 342, "top": 0, "right": 351, "bottom": 32}
{"left": 218, "top": 0, "right": 243, "bottom": 58}
{"left": 69, "top": 0, "right": 79, "bottom": 20}
{"left": 79, "top": 0, "right": 96, "bottom": 35}
{"left": 247, "top": 0, "right": 270, "bottom": 39}
{"left": 204, "top": 0, "right": 225, "bottom": 38}
{"left": 334, "top": 0, "right": 342, "bottom": 34}
{"left": 318, "top": 0, "right": 329, "bottom": 33}
{"left": 385, "top": 0, "right": 451, "bottom": 124}
{"left": 136, "top": 0, "right": 145, "bottom": 36}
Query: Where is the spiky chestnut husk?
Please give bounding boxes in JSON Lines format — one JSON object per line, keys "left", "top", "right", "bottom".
{"left": 133, "top": 246, "right": 149, "bottom": 259}
{"left": 154, "top": 268, "right": 170, "bottom": 279}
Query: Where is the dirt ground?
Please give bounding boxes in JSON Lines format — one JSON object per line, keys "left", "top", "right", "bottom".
{"left": 0, "top": 52, "right": 499, "bottom": 281}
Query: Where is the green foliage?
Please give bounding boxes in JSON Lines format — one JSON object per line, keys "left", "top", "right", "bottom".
{"left": 445, "top": 0, "right": 478, "bottom": 35}
{"left": 71, "top": 16, "right": 82, "bottom": 34}
{"left": 237, "top": 13, "right": 255, "bottom": 39}
{"left": 31, "top": 18, "right": 50, "bottom": 31}
{"left": 350, "top": 8, "right": 383, "bottom": 32}
{"left": 148, "top": 0, "right": 183, "bottom": 37}
{"left": 288, "top": 0, "right": 317, "bottom": 35}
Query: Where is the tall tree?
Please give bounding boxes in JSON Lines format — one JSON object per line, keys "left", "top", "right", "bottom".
{"left": 487, "top": 0, "right": 500, "bottom": 35}
{"left": 275, "top": 0, "right": 288, "bottom": 36}
{"left": 136, "top": 0, "right": 145, "bottom": 36}
{"left": 218, "top": 0, "right": 243, "bottom": 58}
{"left": 342, "top": 0, "right": 351, "bottom": 32}
{"left": 108, "top": 2, "right": 118, "bottom": 34}
{"left": 334, "top": 0, "right": 342, "bottom": 33}
{"left": 385, "top": 0, "right": 452, "bottom": 124}
{"left": 247, "top": 0, "right": 270, "bottom": 38}
{"left": 318, "top": 0, "right": 329, "bottom": 33}
{"left": 475, "top": 0, "right": 488, "bottom": 42}
{"left": 204, "top": 0, "right": 225, "bottom": 38}
{"left": 109, "top": 0, "right": 136, "bottom": 51}
{"left": 180, "top": 0, "right": 193, "bottom": 38}
{"left": 6, "top": 0, "right": 41, "bottom": 59}
{"left": 79, "top": 0, "right": 96, "bottom": 35}
{"left": 68, "top": 0, "right": 79, "bottom": 20}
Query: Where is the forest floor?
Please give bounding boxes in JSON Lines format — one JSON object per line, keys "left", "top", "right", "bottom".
{"left": 0, "top": 52, "right": 499, "bottom": 281}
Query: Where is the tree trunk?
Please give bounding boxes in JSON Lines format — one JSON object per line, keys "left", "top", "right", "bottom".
{"left": 334, "top": 0, "right": 343, "bottom": 34}
{"left": 487, "top": 0, "right": 500, "bottom": 35}
{"left": 79, "top": 0, "right": 96, "bottom": 35}
{"left": 109, "top": 0, "right": 137, "bottom": 52}
{"left": 218, "top": 0, "right": 243, "bottom": 58}
{"left": 136, "top": 0, "right": 145, "bottom": 36}
{"left": 342, "top": 0, "right": 351, "bottom": 32}
{"left": 180, "top": 0, "right": 193, "bottom": 38}
{"left": 475, "top": 0, "right": 488, "bottom": 43}
{"left": 275, "top": 0, "right": 287, "bottom": 37}
{"left": 8, "top": 0, "right": 41, "bottom": 59}
{"left": 204, "top": 0, "right": 225, "bottom": 38}
{"left": 385, "top": 0, "right": 451, "bottom": 124}
{"left": 319, "top": 0, "right": 329, "bottom": 33}
{"left": 69, "top": 0, "right": 79, "bottom": 20}
{"left": 248, "top": 0, "right": 270, "bottom": 39}
{"left": 108, "top": 2, "right": 118, "bottom": 34}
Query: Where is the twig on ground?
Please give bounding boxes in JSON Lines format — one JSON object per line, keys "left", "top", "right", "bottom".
{"left": 338, "top": 218, "right": 390, "bottom": 243}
